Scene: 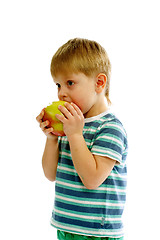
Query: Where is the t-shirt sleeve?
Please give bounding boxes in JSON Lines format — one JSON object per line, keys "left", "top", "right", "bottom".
{"left": 90, "top": 121, "right": 127, "bottom": 165}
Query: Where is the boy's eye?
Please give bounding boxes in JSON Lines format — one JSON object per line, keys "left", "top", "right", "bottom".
{"left": 56, "top": 83, "right": 61, "bottom": 88}
{"left": 67, "top": 81, "right": 74, "bottom": 86}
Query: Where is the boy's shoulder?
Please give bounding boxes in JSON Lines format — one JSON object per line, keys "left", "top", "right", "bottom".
{"left": 84, "top": 111, "right": 127, "bottom": 137}
{"left": 84, "top": 111, "right": 123, "bottom": 126}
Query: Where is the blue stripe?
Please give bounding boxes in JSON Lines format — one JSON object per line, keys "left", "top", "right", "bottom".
{"left": 58, "top": 157, "right": 74, "bottom": 167}
{"left": 53, "top": 214, "right": 123, "bottom": 230}
{"left": 54, "top": 201, "right": 124, "bottom": 215}
{"left": 113, "top": 165, "right": 127, "bottom": 174}
{"left": 83, "top": 132, "right": 95, "bottom": 141}
{"left": 56, "top": 172, "right": 81, "bottom": 183}
{"left": 93, "top": 140, "right": 122, "bottom": 154}
{"left": 55, "top": 201, "right": 104, "bottom": 214}
{"left": 98, "top": 128, "right": 125, "bottom": 141}
{"left": 85, "top": 121, "right": 101, "bottom": 128}
{"left": 55, "top": 186, "right": 126, "bottom": 201}
{"left": 104, "top": 178, "right": 127, "bottom": 187}
{"left": 122, "top": 154, "right": 127, "bottom": 161}
{"left": 59, "top": 142, "right": 70, "bottom": 151}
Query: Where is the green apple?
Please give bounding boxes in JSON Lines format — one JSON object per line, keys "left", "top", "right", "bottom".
{"left": 43, "top": 101, "right": 66, "bottom": 136}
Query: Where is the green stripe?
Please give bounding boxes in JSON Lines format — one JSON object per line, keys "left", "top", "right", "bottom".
{"left": 56, "top": 179, "right": 126, "bottom": 196}
{"left": 55, "top": 192, "right": 125, "bottom": 209}
{"left": 56, "top": 191, "right": 106, "bottom": 202}
{"left": 51, "top": 220, "right": 123, "bottom": 236}
{"left": 58, "top": 163, "right": 75, "bottom": 170}
{"left": 57, "top": 168, "right": 77, "bottom": 176}
{"left": 54, "top": 208, "right": 121, "bottom": 224}
{"left": 91, "top": 149, "right": 120, "bottom": 162}
{"left": 95, "top": 138, "right": 122, "bottom": 148}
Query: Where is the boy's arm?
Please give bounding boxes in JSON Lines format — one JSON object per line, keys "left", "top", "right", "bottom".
{"left": 36, "top": 109, "right": 59, "bottom": 181}
{"left": 68, "top": 134, "right": 116, "bottom": 189}
{"left": 42, "top": 137, "right": 59, "bottom": 182}
{"left": 56, "top": 102, "right": 116, "bottom": 189}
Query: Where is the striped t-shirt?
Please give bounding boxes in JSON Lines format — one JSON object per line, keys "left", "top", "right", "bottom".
{"left": 50, "top": 111, "right": 128, "bottom": 238}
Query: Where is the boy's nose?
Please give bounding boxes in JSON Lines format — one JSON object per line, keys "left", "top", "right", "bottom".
{"left": 58, "top": 88, "right": 68, "bottom": 101}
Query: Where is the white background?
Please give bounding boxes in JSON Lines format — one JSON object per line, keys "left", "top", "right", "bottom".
{"left": 0, "top": 0, "right": 160, "bottom": 239}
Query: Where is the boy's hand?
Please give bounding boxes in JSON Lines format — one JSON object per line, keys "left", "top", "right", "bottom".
{"left": 36, "top": 109, "right": 58, "bottom": 140}
{"left": 56, "top": 102, "right": 84, "bottom": 137}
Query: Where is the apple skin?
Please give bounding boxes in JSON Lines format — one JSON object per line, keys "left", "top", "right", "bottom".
{"left": 43, "top": 101, "right": 66, "bottom": 136}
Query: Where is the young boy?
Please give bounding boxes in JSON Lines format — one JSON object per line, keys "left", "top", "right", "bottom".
{"left": 36, "top": 38, "right": 128, "bottom": 240}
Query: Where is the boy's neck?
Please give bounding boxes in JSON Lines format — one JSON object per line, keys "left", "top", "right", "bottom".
{"left": 84, "top": 97, "right": 108, "bottom": 118}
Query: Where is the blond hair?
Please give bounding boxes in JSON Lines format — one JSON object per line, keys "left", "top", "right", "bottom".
{"left": 50, "top": 38, "right": 111, "bottom": 104}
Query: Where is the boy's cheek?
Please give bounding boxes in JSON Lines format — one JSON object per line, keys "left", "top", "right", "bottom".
{"left": 75, "top": 103, "right": 84, "bottom": 114}
{"left": 73, "top": 99, "right": 85, "bottom": 113}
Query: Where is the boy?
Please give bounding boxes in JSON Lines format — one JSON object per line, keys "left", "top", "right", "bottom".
{"left": 36, "top": 38, "right": 128, "bottom": 240}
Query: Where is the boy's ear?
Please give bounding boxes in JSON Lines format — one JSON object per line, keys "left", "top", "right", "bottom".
{"left": 95, "top": 73, "right": 107, "bottom": 93}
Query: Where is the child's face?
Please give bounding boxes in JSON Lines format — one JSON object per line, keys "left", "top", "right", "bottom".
{"left": 53, "top": 72, "right": 99, "bottom": 117}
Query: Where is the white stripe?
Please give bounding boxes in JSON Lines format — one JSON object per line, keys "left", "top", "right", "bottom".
{"left": 96, "top": 135, "right": 123, "bottom": 148}
{"left": 56, "top": 180, "right": 126, "bottom": 193}
{"left": 54, "top": 208, "right": 121, "bottom": 221}
{"left": 98, "top": 187, "right": 126, "bottom": 193}
{"left": 60, "top": 138, "right": 68, "bottom": 144}
{"left": 84, "top": 110, "right": 110, "bottom": 123}
{"left": 103, "top": 123, "right": 126, "bottom": 135}
{"left": 56, "top": 194, "right": 105, "bottom": 205}
{"left": 59, "top": 151, "right": 71, "bottom": 157}
{"left": 55, "top": 194, "right": 124, "bottom": 207}
{"left": 55, "top": 209, "right": 101, "bottom": 220}
{"left": 56, "top": 180, "right": 85, "bottom": 189}
{"left": 83, "top": 128, "right": 95, "bottom": 133}
{"left": 110, "top": 172, "right": 127, "bottom": 179}
{"left": 51, "top": 219, "right": 124, "bottom": 236}
{"left": 58, "top": 166, "right": 76, "bottom": 173}
{"left": 92, "top": 148, "right": 121, "bottom": 160}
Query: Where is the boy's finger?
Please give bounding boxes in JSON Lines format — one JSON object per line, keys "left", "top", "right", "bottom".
{"left": 44, "top": 127, "right": 53, "bottom": 135}
{"left": 64, "top": 102, "right": 77, "bottom": 116}
{"left": 36, "top": 114, "right": 41, "bottom": 122}
{"left": 40, "top": 120, "right": 49, "bottom": 130}
{"left": 58, "top": 105, "right": 72, "bottom": 119}
{"left": 40, "top": 109, "right": 45, "bottom": 117}
{"left": 55, "top": 113, "right": 65, "bottom": 123}
{"left": 36, "top": 109, "right": 44, "bottom": 122}
{"left": 71, "top": 102, "right": 83, "bottom": 116}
